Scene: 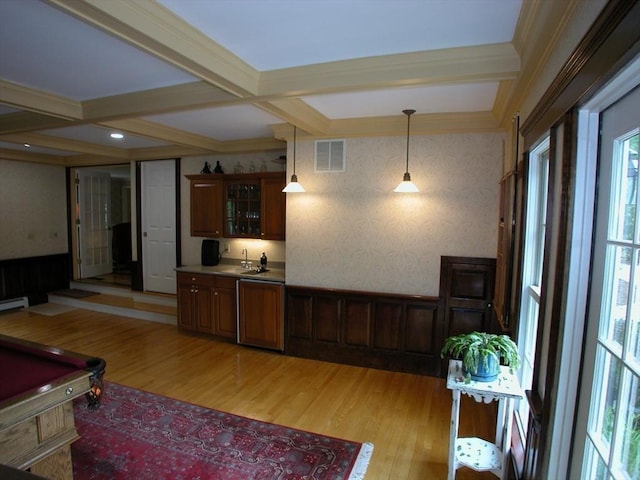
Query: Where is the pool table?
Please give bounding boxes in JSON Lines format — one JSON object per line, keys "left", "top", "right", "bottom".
{"left": 0, "top": 334, "right": 105, "bottom": 479}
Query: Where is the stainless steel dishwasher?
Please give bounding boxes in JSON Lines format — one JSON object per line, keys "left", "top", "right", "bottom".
{"left": 236, "top": 279, "right": 285, "bottom": 351}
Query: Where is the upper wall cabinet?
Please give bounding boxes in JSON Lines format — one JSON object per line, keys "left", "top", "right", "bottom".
{"left": 187, "top": 172, "right": 286, "bottom": 240}
{"left": 189, "top": 176, "right": 224, "bottom": 237}
{"left": 260, "top": 175, "right": 286, "bottom": 241}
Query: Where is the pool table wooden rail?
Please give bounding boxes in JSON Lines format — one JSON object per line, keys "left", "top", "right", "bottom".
{"left": 0, "top": 334, "right": 104, "bottom": 479}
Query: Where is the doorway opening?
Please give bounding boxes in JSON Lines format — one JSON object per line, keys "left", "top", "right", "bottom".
{"left": 71, "top": 165, "right": 132, "bottom": 290}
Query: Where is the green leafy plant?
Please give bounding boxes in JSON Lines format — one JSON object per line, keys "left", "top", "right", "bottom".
{"left": 441, "top": 331, "right": 521, "bottom": 380}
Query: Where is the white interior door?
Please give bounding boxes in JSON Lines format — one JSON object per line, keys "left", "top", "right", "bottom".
{"left": 78, "top": 169, "right": 111, "bottom": 278}
{"left": 141, "top": 160, "right": 176, "bottom": 294}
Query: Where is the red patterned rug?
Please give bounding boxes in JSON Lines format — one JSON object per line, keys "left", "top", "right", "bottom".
{"left": 71, "top": 382, "right": 373, "bottom": 479}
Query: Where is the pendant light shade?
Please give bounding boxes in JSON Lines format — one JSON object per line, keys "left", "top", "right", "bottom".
{"left": 394, "top": 109, "right": 419, "bottom": 193}
{"left": 282, "top": 125, "right": 305, "bottom": 193}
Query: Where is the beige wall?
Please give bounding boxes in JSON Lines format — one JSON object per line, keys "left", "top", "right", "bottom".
{"left": 177, "top": 133, "right": 503, "bottom": 297}
{"left": 285, "top": 133, "right": 503, "bottom": 296}
{"left": 0, "top": 159, "right": 68, "bottom": 259}
{"left": 0, "top": 135, "right": 502, "bottom": 297}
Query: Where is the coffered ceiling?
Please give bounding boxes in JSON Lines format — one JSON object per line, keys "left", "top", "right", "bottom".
{"left": 0, "top": 0, "right": 533, "bottom": 165}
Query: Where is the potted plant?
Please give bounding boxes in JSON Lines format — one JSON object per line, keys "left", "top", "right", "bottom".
{"left": 441, "top": 331, "right": 520, "bottom": 382}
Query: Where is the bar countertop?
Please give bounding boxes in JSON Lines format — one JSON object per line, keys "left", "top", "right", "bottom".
{"left": 176, "top": 260, "right": 285, "bottom": 283}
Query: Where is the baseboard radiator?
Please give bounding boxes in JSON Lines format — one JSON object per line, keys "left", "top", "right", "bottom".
{"left": 0, "top": 296, "right": 29, "bottom": 312}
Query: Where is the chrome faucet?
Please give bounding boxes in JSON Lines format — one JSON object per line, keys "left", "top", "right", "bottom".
{"left": 242, "top": 248, "right": 249, "bottom": 269}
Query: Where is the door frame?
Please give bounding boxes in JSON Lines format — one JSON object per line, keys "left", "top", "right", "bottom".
{"left": 133, "top": 159, "right": 181, "bottom": 292}
{"left": 67, "top": 165, "right": 131, "bottom": 282}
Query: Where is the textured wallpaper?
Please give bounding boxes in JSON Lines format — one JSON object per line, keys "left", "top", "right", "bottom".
{"left": 0, "top": 160, "right": 68, "bottom": 259}
{"left": 284, "top": 133, "right": 504, "bottom": 296}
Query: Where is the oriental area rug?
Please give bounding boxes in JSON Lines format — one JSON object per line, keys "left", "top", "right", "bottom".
{"left": 71, "top": 382, "right": 373, "bottom": 480}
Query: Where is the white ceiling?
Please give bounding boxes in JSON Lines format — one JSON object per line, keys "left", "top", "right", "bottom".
{"left": 0, "top": 0, "right": 524, "bottom": 163}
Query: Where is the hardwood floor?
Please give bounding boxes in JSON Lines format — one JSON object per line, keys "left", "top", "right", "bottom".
{"left": 0, "top": 307, "right": 497, "bottom": 479}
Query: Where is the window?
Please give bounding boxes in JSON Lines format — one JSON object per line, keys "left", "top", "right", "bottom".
{"left": 516, "top": 138, "right": 549, "bottom": 436}
{"left": 582, "top": 128, "right": 639, "bottom": 480}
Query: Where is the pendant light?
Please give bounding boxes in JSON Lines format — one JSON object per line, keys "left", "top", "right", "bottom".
{"left": 282, "top": 125, "right": 305, "bottom": 193}
{"left": 394, "top": 109, "right": 419, "bottom": 193}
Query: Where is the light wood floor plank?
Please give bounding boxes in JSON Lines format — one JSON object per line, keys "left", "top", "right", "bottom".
{"left": 0, "top": 307, "right": 497, "bottom": 479}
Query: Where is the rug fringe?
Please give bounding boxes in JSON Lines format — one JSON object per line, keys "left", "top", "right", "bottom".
{"left": 349, "top": 442, "right": 374, "bottom": 479}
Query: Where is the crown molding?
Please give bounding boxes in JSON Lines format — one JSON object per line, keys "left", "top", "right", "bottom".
{"left": 500, "top": 0, "right": 582, "bottom": 123}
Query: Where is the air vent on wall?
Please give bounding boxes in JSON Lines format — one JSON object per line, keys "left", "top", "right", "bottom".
{"left": 315, "top": 139, "right": 345, "bottom": 172}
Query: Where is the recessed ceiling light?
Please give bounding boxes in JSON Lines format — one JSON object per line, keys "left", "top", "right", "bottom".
{"left": 110, "top": 133, "right": 124, "bottom": 139}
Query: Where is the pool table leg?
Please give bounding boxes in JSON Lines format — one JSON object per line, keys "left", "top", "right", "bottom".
{"left": 30, "top": 446, "right": 73, "bottom": 480}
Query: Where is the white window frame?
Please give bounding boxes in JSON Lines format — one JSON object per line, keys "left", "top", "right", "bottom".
{"left": 575, "top": 104, "right": 639, "bottom": 480}
{"left": 562, "top": 56, "right": 640, "bottom": 480}
{"left": 515, "top": 137, "right": 549, "bottom": 438}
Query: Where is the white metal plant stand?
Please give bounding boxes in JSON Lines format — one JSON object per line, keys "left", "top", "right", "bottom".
{"left": 446, "top": 359, "right": 523, "bottom": 480}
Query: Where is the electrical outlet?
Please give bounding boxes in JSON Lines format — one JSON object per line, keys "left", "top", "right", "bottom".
{"left": 223, "top": 242, "right": 230, "bottom": 254}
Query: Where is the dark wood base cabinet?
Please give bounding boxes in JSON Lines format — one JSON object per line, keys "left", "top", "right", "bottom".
{"left": 285, "top": 286, "right": 442, "bottom": 376}
{"left": 177, "top": 272, "right": 236, "bottom": 339}
{"left": 238, "top": 280, "right": 284, "bottom": 351}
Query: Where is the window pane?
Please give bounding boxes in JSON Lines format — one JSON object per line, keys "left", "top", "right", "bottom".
{"left": 584, "top": 441, "right": 608, "bottom": 480}
{"left": 589, "top": 349, "right": 621, "bottom": 457}
{"left": 600, "top": 245, "right": 632, "bottom": 351}
{"left": 517, "top": 293, "right": 539, "bottom": 424}
{"left": 631, "top": 251, "right": 640, "bottom": 368}
{"left": 615, "top": 373, "right": 640, "bottom": 478}
{"left": 610, "top": 134, "right": 638, "bottom": 242}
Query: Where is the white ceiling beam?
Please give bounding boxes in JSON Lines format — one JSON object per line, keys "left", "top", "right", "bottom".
{"left": 81, "top": 81, "right": 238, "bottom": 121}
{"left": 0, "top": 148, "right": 67, "bottom": 165}
{"left": 47, "top": 0, "right": 259, "bottom": 98}
{"left": 0, "top": 111, "right": 74, "bottom": 135}
{"left": 1, "top": 133, "right": 128, "bottom": 158}
{"left": 259, "top": 43, "right": 520, "bottom": 97}
{"left": 272, "top": 111, "right": 500, "bottom": 140}
{"left": 98, "top": 118, "right": 225, "bottom": 151}
{"left": 0, "top": 79, "right": 82, "bottom": 119}
{"left": 255, "top": 99, "right": 331, "bottom": 137}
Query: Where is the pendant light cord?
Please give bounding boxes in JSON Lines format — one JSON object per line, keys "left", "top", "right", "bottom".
{"left": 293, "top": 125, "right": 297, "bottom": 175}
{"left": 403, "top": 109, "right": 415, "bottom": 173}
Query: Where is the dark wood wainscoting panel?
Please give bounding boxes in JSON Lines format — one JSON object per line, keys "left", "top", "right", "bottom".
{"left": 315, "top": 295, "right": 341, "bottom": 343}
{"left": 287, "top": 292, "right": 313, "bottom": 339}
{"left": 344, "top": 299, "right": 372, "bottom": 347}
{"left": 285, "top": 286, "right": 441, "bottom": 376}
{"left": 405, "top": 303, "right": 438, "bottom": 355}
{"left": 0, "top": 253, "right": 70, "bottom": 306}
{"left": 373, "top": 302, "right": 403, "bottom": 351}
